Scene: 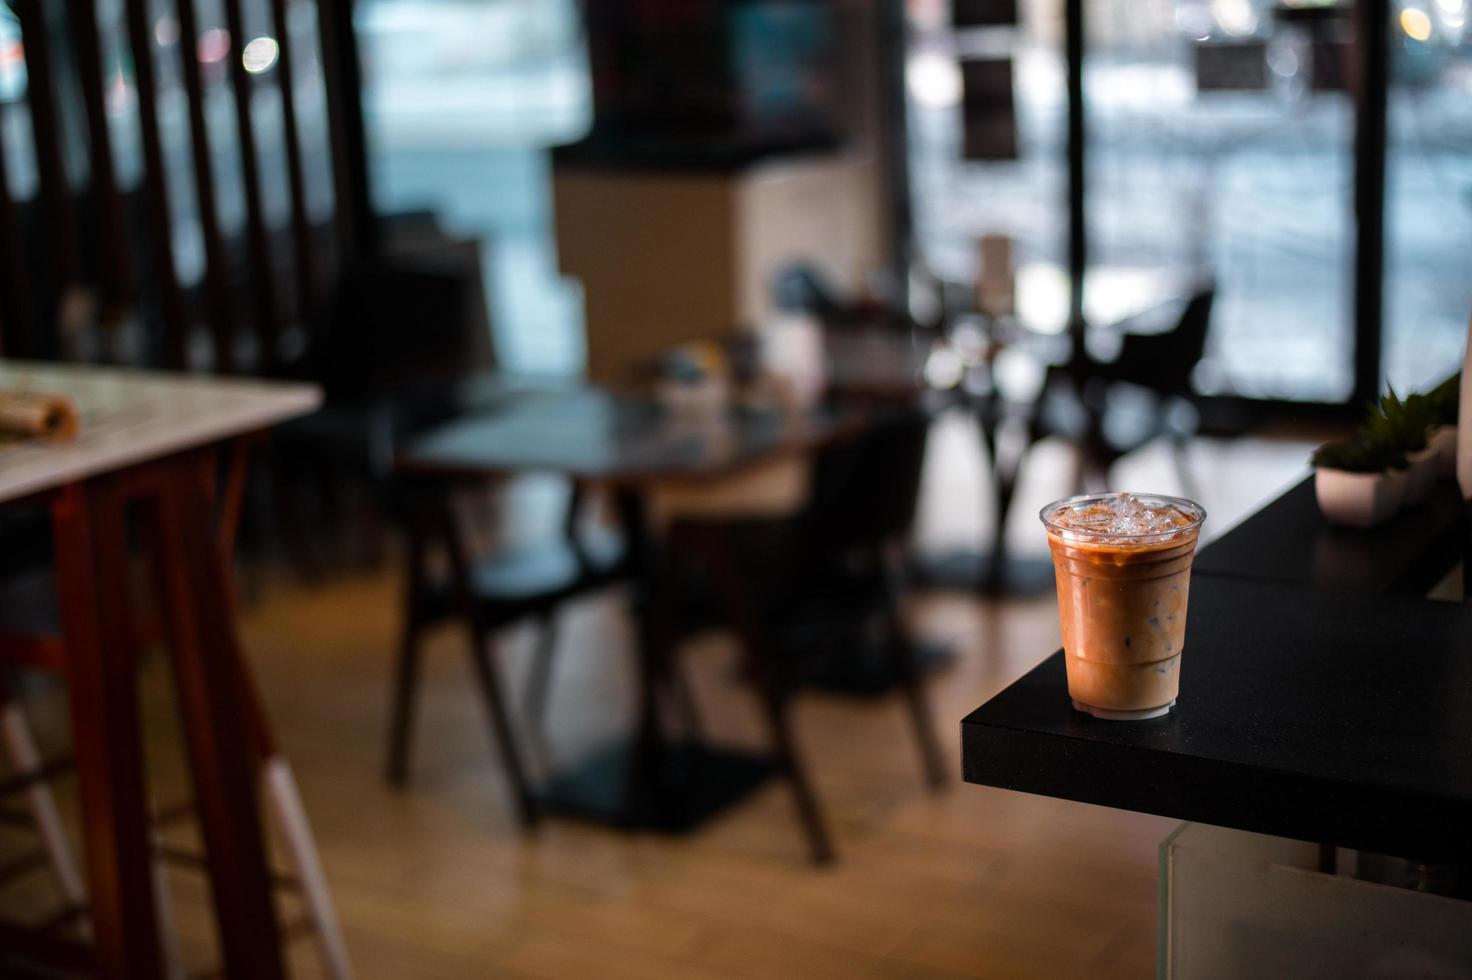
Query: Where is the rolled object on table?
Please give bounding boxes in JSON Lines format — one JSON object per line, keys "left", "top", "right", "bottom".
{"left": 0, "top": 391, "right": 79, "bottom": 440}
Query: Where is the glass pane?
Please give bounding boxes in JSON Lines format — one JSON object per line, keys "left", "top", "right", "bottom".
{"left": 1383, "top": 0, "right": 1472, "bottom": 395}
{"left": 909, "top": 0, "right": 1068, "bottom": 288}
{"left": 1087, "top": 0, "right": 1356, "bottom": 403}
{"left": 357, "top": 0, "right": 591, "bottom": 376}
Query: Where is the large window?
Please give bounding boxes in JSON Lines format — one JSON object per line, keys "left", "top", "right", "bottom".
{"left": 909, "top": 0, "right": 1468, "bottom": 408}
{"left": 908, "top": 0, "right": 1068, "bottom": 284}
{"left": 357, "top": 0, "right": 590, "bottom": 375}
{"left": 1384, "top": 0, "right": 1472, "bottom": 393}
{"left": 1090, "top": 2, "right": 1356, "bottom": 402}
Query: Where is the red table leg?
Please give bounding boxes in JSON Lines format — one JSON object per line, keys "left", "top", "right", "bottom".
{"left": 51, "top": 480, "right": 165, "bottom": 979}
{"left": 143, "top": 453, "right": 284, "bottom": 980}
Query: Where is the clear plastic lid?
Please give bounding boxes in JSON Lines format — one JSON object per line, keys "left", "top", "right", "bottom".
{"left": 1039, "top": 492, "right": 1206, "bottom": 545}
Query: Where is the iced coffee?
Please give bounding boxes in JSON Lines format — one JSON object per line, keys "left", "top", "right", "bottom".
{"left": 1040, "top": 493, "right": 1206, "bottom": 720}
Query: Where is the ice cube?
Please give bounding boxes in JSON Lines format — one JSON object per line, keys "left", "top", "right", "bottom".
{"left": 1050, "top": 493, "right": 1195, "bottom": 539}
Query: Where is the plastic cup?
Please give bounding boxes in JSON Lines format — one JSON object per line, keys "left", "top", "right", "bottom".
{"left": 1040, "top": 492, "right": 1206, "bottom": 720}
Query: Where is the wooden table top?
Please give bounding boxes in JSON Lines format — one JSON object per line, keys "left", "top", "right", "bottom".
{"left": 0, "top": 361, "right": 320, "bottom": 503}
{"left": 397, "top": 386, "right": 864, "bottom": 487}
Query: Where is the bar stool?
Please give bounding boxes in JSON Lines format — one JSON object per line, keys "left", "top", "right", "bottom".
{"left": 0, "top": 443, "right": 351, "bottom": 979}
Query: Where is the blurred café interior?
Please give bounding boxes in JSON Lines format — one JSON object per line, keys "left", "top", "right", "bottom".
{"left": 0, "top": 0, "right": 1468, "bottom": 976}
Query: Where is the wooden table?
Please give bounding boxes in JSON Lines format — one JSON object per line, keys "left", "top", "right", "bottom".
{"left": 0, "top": 362, "right": 319, "bottom": 979}
{"left": 961, "top": 470, "right": 1471, "bottom": 865}
{"left": 399, "top": 386, "right": 865, "bottom": 831}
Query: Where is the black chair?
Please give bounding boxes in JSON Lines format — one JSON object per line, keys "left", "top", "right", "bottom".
{"left": 1030, "top": 285, "right": 1215, "bottom": 495}
{"left": 383, "top": 480, "right": 626, "bottom": 827}
{"left": 772, "top": 263, "right": 850, "bottom": 322}
{"left": 271, "top": 243, "right": 496, "bottom": 567}
{"left": 770, "top": 262, "right": 916, "bottom": 332}
{"left": 275, "top": 257, "right": 628, "bottom": 827}
{"left": 666, "top": 405, "right": 947, "bottom": 864}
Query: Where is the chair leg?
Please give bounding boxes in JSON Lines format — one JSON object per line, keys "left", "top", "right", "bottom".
{"left": 0, "top": 693, "right": 86, "bottom": 909}
{"left": 666, "top": 662, "right": 705, "bottom": 741}
{"left": 752, "top": 664, "right": 836, "bottom": 866}
{"left": 522, "top": 611, "right": 559, "bottom": 741}
{"left": 467, "top": 637, "right": 541, "bottom": 829}
{"left": 439, "top": 507, "right": 540, "bottom": 829}
{"left": 885, "top": 617, "right": 948, "bottom": 790}
{"left": 149, "top": 839, "right": 186, "bottom": 980}
{"left": 210, "top": 529, "right": 355, "bottom": 980}
{"left": 521, "top": 613, "right": 559, "bottom": 777}
{"left": 876, "top": 550, "right": 947, "bottom": 789}
{"left": 263, "top": 757, "right": 355, "bottom": 980}
{"left": 385, "top": 532, "right": 428, "bottom": 788}
{"left": 702, "top": 527, "right": 835, "bottom": 865}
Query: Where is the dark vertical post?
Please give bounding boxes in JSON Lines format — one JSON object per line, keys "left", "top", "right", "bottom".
{"left": 175, "top": 0, "right": 240, "bottom": 372}
{"left": 16, "top": 0, "right": 79, "bottom": 355}
{"left": 123, "top": 0, "right": 190, "bottom": 368}
{"left": 66, "top": 0, "right": 132, "bottom": 313}
{"left": 267, "top": 0, "right": 317, "bottom": 320}
{"left": 53, "top": 480, "right": 168, "bottom": 978}
{"left": 317, "top": 0, "right": 377, "bottom": 264}
{"left": 1065, "top": 0, "right": 1086, "bottom": 359}
{"left": 0, "top": 107, "right": 36, "bottom": 355}
{"left": 877, "top": 0, "right": 912, "bottom": 307}
{"left": 1352, "top": 0, "right": 1388, "bottom": 404}
{"left": 221, "top": 0, "right": 283, "bottom": 371}
{"left": 146, "top": 455, "right": 286, "bottom": 979}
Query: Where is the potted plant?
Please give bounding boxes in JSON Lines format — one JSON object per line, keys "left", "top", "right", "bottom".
{"left": 1365, "top": 389, "right": 1438, "bottom": 504}
{"left": 1311, "top": 439, "right": 1407, "bottom": 528}
{"left": 1426, "top": 373, "right": 1459, "bottom": 475}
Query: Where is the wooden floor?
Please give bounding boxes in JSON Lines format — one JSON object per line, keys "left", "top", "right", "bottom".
{"left": 2, "top": 418, "right": 1319, "bottom": 978}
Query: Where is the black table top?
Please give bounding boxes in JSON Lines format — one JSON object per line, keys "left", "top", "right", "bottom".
{"left": 961, "top": 575, "right": 1472, "bottom": 862}
{"left": 1196, "top": 474, "right": 1465, "bottom": 595}
{"left": 397, "top": 387, "right": 862, "bottom": 487}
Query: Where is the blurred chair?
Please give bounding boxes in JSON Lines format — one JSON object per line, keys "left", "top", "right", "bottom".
{"left": 666, "top": 404, "right": 947, "bottom": 864}
{"left": 382, "top": 480, "right": 626, "bottom": 825}
{"left": 771, "top": 261, "right": 917, "bottom": 332}
{"left": 272, "top": 256, "right": 629, "bottom": 825}
{"left": 772, "top": 263, "right": 849, "bottom": 323}
{"left": 268, "top": 228, "right": 495, "bottom": 570}
{"left": 1029, "top": 285, "right": 1215, "bottom": 496}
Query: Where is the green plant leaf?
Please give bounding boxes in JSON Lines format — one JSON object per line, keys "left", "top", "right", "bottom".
{"left": 1311, "top": 438, "right": 1405, "bottom": 473}
{"left": 1358, "top": 386, "right": 1432, "bottom": 452}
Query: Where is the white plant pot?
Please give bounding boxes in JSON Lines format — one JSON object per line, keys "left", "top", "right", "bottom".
{"left": 1402, "top": 446, "right": 1440, "bottom": 504}
{"left": 1428, "top": 425, "right": 1458, "bottom": 476}
{"left": 1314, "top": 467, "right": 1402, "bottom": 529}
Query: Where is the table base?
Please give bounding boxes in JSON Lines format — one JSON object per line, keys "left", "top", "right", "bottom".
{"left": 540, "top": 739, "right": 777, "bottom": 833}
